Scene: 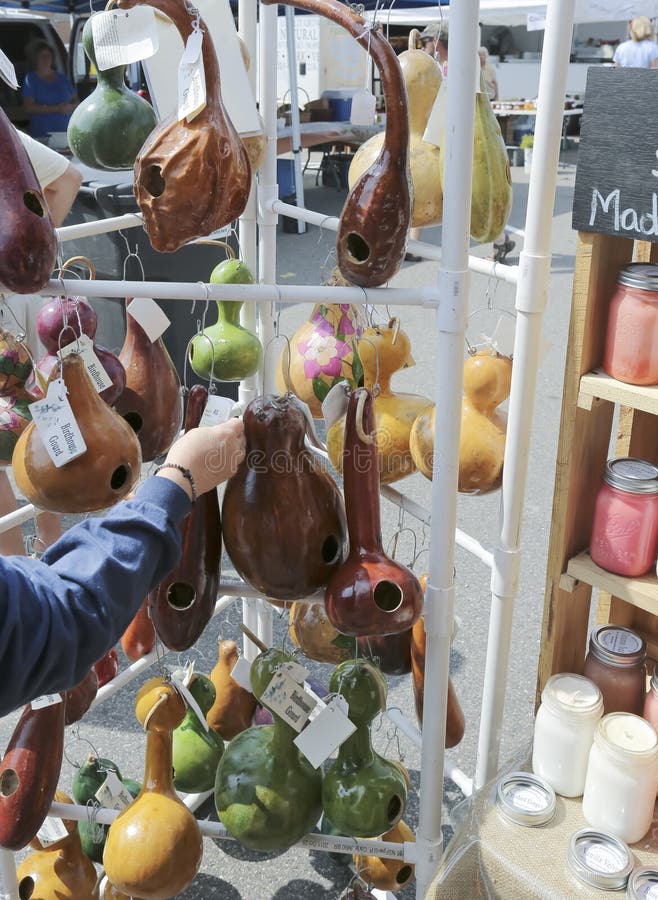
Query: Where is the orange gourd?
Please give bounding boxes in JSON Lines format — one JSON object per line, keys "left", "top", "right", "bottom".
{"left": 206, "top": 639, "right": 256, "bottom": 740}
{"left": 353, "top": 819, "right": 415, "bottom": 891}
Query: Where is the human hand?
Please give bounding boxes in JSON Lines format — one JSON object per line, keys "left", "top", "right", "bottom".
{"left": 157, "top": 418, "right": 245, "bottom": 499}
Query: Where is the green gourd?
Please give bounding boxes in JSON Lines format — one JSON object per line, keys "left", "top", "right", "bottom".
{"left": 79, "top": 780, "right": 140, "bottom": 863}
{"left": 322, "top": 660, "right": 407, "bottom": 838}
{"left": 72, "top": 756, "right": 122, "bottom": 806}
{"left": 214, "top": 647, "right": 322, "bottom": 851}
{"left": 188, "top": 257, "right": 262, "bottom": 382}
{"left": 67, "top": 17, "right": 158, "bottom": 170}
{"left": 172, "top": 673, "right": 224, "bottom": 794}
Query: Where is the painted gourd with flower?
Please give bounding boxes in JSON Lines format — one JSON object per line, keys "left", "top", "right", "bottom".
{"left": 0, "top": 330, "right": 36, "bottom": 466}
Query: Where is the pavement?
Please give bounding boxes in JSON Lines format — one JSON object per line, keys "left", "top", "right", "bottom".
{"left": 0, "top": 145, "right": 583, "bottom": 899}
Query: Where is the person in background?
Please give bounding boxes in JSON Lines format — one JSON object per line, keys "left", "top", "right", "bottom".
{"left": 21, "top": 41, "right": 78, "bottom": 139}
{"left": 479, "top": 46, "right": 499, "bottom": 101}
{"left": 613, "top": 17, "right": 658, "bottom": 68}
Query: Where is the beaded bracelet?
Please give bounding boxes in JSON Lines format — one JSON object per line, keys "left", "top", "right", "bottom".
{"left": 154, "top": 463, "right": 197, "bottom": 503}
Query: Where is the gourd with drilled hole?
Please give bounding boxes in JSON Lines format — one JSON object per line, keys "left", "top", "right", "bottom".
{"left": 103, "top": 678, "right": 203, "bottom": 899}
{"left": 215, "top": 647, "right": 323, "bottom": 851}
{"left": 327, "top": 320, "right": 430, "bottom": 484}
{"left": 172, "top": 673, "right": 224, "bottom": 794}
{"left": 353, "top": 819, "right": 415, "bottom": 891}
{"left": 0, "top": 329, "right": 36, "bottom": 466}
{"left": 188, "top": 259, "right": 262, "bottom": 382}
{"left": 409, "top": 348, "right": 512, "bottom": 494}
{"left": 288, "top": 602, "right": 356, "bottom": 664}
{"left": 323, "top": 659, "right": 407, "bottom": 837}
{"left": 67, "top": 17, "right": 157, "bottom": 170}
{"left": 120, "top": 597, "right": 155, "bottom": 661}
{"left": 349, "top": 31, "right": 442, "bottom": 228}
{"left": 206, "top": 639, "right": 256, "bottom": 741}
{"left": 12, "top": 354, "right": 141, "bottom": 513}
{"left": 17, "top": 791, "right": 99, "bottom": 900}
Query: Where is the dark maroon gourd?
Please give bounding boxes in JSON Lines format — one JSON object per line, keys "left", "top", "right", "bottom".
{"left": 36, "top": 296, "right": 98, "bottom": 353}
{"left": 222, "top": 393, "right": 347, "bottom": 601}
{"left": 0, "top": 107, "right": 57, "bottom": 293}
{"left": 149, "top": 385, "right": 221, "bottom": 650}
{"left": 262, "top": 0, "right": 411, "bottom": 288}
{"left": 0, "top": 699, "right": 65, "bottom": 850}
{"left": 325, "top": 388, "right": 423, "bottom": 636}
{"left": 37, "top": 345, "right": 126, "bottom": 407}
{"left": 64, "top": 669, "right": 99, "bottom": 726}
{"left": 358, "top": 630, "right": 413, "bottom": 676}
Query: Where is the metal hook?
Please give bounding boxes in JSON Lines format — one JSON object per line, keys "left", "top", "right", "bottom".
{"left": 357, "top": 336, "right": 380, "bottom": 396}
{"left": 63, "top": 735, "right": 100, "bottom": 769}
{"left": 386, "top": 527, "right": 417, "bottom": 564}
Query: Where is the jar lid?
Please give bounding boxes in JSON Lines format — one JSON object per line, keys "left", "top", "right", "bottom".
{"left": 542, "top": 673, "right": 603, "bottom": 717}
{"left": 617, "top": 263, "right": 658, "bottom": 292}
{"left": 597, "top": 712, "right": 658, "bottom": 760}
{"left": 495, "top": 772, "right": 556, "bottom": 827}
{"left": 627, "top": 866, "right": 658, "bottom": 900}
{"left": 589, "top": 624, "right": 647, "bottom": 668}
{"left": 568, "top": 829, "right": 634, "bottom": 890}
{"left": 603, "top": 458, "right": 658, "bottom": 495}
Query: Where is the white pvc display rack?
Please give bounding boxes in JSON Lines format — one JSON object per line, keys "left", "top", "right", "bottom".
{"left": 0, "top": 0, "right": 577, "bottom": 898}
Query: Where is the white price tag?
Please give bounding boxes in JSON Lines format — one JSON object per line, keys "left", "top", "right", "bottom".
{"left": 37, "top": 816, "right": 68, "bottom": 847}
{"left": 280, "top": 661, "right": 310, "bottom": 684}
{"left": 294, "top": 695, "right": 356, "bottom": 769}
{"left": 0, "top": 49, "right": 18, "bottom": 90}
{"left": 171, "top": 672, "right": 210, "bottom": 732}
{"left": 95, "top": 771, "right": 133, "bottom": 811}
{"left": 260, "top": 671, "right": 316, "bottom": 733}
{"left": 527, "top": 10, "right": 547, "bottom": 31}
{"left": 321, "top": 381, "right": 350, "bottom": 430}
{"left": 423, "top": 81, "right": 448, "bottom": 149}
{"left": 31, "top": 693, "right": 62, "bottom": 710}
{"left": 199, "top": 394, "right": 234, "bottom": 428}
{"left": 58, "top": 335, "right": 112, "bottom": 394}
{"left": 350, "top": 90, "right": 376, "bottom": 126}
{"left": 91, "top": 7, "right": 159, "bottom": 71}
{"left": 178, "top": 28, "right": 206, "bottom": 123}
{"left": 127, "top": 298, "right": 170, "bottom": 342}
{"left": 230, "top": 656, "right": 252, "bottom": 691}
{"left": 30, "top": 380, "right": 87, "bottom": 468}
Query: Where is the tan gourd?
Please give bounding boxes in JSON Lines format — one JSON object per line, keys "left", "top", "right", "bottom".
{"left": 103, "top": 678, "right": 203, "bottom": 899}
{"left": 288, "top": 602, "right": 355, "bottom": 664}
{"left": 206, "top": 639, "right": 256, "bottom": 741}
{"left": 326, "top": 320, "right": 431, "bottom": 484}
{"left": 17, "top": 791, "right": 99, "bottom": 900}
{"left": 409, "top": 349, "right": 512, "bottom": 494}
{"left": 100, "top": 877, "right": 131, "bottom": 900}
{"left": 349, "top": 31, "right": 443, "bottom": 228}
{"left": 353, "top": 819, "right": 415, "bottom": 892}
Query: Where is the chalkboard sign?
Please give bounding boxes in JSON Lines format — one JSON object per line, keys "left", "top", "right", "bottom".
{"left": 573, "top": 67, "right": 658, "bottom": 241}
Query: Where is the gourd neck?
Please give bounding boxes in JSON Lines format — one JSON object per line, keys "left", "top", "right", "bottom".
{"left": 335, "top": 724, "right": 374, "bottom": 770}
{"left": 271, "top": 717, "right": 296, "bottom": 750}
{"left": 363, "top": 369, "right": 392, "bottom": 395}
{"left": 143, "top": 728, "right": 176, "bottom": 794}
{"left": 98, "top": 66, "right": 127, "bottom": 90}
{"left": 343, "top": 390, "right": 383, "bottom": 553}
{"left": 216, "top": 301, "right": 244, "bottom": 325}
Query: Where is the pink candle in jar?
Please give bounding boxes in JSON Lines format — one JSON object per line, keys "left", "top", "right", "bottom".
{"left": 603, "top": 264, "right": 658, "bottom": 386}
{"left": 590, "top": 458, "right": 658, "bottom": 577}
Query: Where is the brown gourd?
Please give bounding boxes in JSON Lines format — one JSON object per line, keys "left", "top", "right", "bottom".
{"left": 103, "top": 678, "right": 203, "bottom": 899}
{"left": 0, "top": 328, "right": 37, "bottom": 466}
{"left": 288, "top": 602, "right": 355, "bottom": 664}
{"left": 99, "top": 877, "right": 131, "bottom": 900}
{"left": 353, "top": 819, "right": 415, "bottom": 892}
{"left": 116, "top": 0, "right": 250, "bottom": 253}
{"left": 114, "top": 298, "right": 183, "bottom": 463}
{"left": 12, "top": 354, "right": 141, "bottom": 513}
{"left": 64, "top": 669, "right": 98, "bottom": 726}
{"left": 120, "top": 597, "right": 156, "bottom": 661}
{"left": 206, "top": 639, "right": 256, "bottom": 740}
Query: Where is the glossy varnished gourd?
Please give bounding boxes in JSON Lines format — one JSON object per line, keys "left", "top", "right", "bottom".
{"left": 262, "top": 0, "right": 410, "bottom": 288}
{"left": 172, "top": 672, "right": 224, "bottom": 793}
{"left": 0, "top": 329, "right": 36, "bottom": 466}
{"left": 288, "top": 602, "right": 355, "bottom": 664}
{"left": 121, "top": 597, "right": 155, "bottom": 661}
{"left": 222, "top": 393, "right": 347, "bottom": 601}
{"left": 206, "top": 639, "right": 256, "bottom": 741}
{"left": 64, "top": 669, "right": 98, "bottom": 726}
{"left": 116, "top": 0, "right": 251, "bottom": 252}
{"left": 149, "top": 386, "right": 221, "bottom": 650}
{"left": 12, "top": 354, "right": 141, "bottom": 513}
{"left": 114, "top": 298, "right": 183, "bottom": 462}
{"left": 353, "top": 819, "right": 415, "bottom": 891}
{"left": 103, "top": 678, "right": 203, "bottom": 899}
{"left": 325, "top": 388, "right": 423, "bottom": 636}
{"left": 357, "top": 629, "right": 413, "bottom": 676}
{"left": 0, "top": 107, "right": 57, "bottom": 294}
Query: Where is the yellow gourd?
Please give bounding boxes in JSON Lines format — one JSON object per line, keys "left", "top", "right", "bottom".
{"left": 353, "top": 819, "right": 415, "bottom": 892}
{"left": 326, "top": 320, "right": 431, "bottom": 484}
{"left": 288, "top": 602, "right": 355, "bottom": 664}
{"left": 348, "top": 31, "right": 443, "bottom": 228}
{"left": 409, "top": 348, "right": 512, "bottom": 494}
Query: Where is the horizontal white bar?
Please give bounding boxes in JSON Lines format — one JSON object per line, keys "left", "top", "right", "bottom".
{"left": 56, "top": 213, "right": 143, "bottom": 243}
{"left": 219, "top": 577, "right": 323, "bottom": 606}
{"left": 444, "top": 761, "right": 474, "bottom": 797}
{"left": 0, "top": 504, "right": 40, "bottom": 535}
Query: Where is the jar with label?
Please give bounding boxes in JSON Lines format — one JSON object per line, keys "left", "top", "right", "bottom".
{"left": 626, "top": 866, "right": 658, "bottom": 900}
{"left": 582, "top": 712, "right": 658, "bottom": 844}
{"left": 603, "top": 263, "right": 658, "bottom": 385}
{"left": 644, "top": 664, "right": 658, "bottom": 731}
{"left": 583, "top": 624, "right": 646, "bottom": 715}
{"left": 495, "top": 772, "right": 556, "bottom": 827}
{"left": 567, "top": 828, "right": 634, "bottom": 891}
{"left": 589, "top": 458, "right": 658, "bottom": 577}
{"left": 532, "top": 673, "right": 603, "bottom": 797}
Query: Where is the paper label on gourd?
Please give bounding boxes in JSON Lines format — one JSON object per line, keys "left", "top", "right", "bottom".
{"left": 127, "top": 298, "right": 170, "bottom": 342}
{"left": 57, "top": 335, "right": 113, "bottom": 394}
{"left": 322, "top": 381, "right": 350, "bottom": 430}
{"left": 36, "top": 816, "right": 68, "bottom": 847}
{"left": 279, "top": 661, "right": 309, "bottom": 684}
{"left": 288, "top": 395, "right": 325, "bottom": 452}
{"left": 423, "top": 80, "right": 448, "bottom": 148}
{"left": 350, "top": 90, "right": 376, "bottom": 126}
{"left": 260, "top": 671, "right": 316, "bottom": 733}
{"left": 230, "top": 656, "right": 252, "bottom": 691}
{"left": 30, "top": 380, "right": 87, "bottom": 468}
{"left": 199, "top": 394, "right": 234, "bottom": 428}
{"left": 95, "top": 772, "right": 133, "bottom": 811}
{"left": 293, "top": 696, "right": 356, "bottom": 769}
{"left": 171, "top": 672, "right": 210, "bottom": 732}
{"left": 91, "top": 7, "right": 159, "bottom": 72}
{"left": 31, "top": 693, "right": 62, "bottom": 710}
{"left": 178, "top": 28, "right": 206, "bottom": 123}
{"left": 0, "top": 49, "right": 18, "bottom": 90}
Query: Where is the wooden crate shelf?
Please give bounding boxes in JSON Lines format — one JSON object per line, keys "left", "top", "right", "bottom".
{"left": 564, "top": 550, "right": 658, "bottom": 617}
{"left": 578, "top": 371, "right": 658, "bottom": 415}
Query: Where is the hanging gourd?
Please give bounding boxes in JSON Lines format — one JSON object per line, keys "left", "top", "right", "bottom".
{"left": 64, "top": 669, "right": 98, "bottom": 726}
{"left": 349, "top": 30, "right": 443, "bottom": 228}
{"left": 114, "top": 298, "right": 183, "bottom": 463}
{"left": 0, "top": 329, "right": 37, "bottom": 466}
{"left": 222, "top": 393, "right": 347, "bottom": 601}
{"left": 322, "top": 659, "right": 408, "bottom": 837}
{"left": 327, "top": 319, "right": 431, "bottom": 484}
{"left": 206, "top": 639, "right": 256, "bottom": 741}
{"left": 72, "top": 755, "right": 138, "bottom": 864}
{"left": 0, "top": 107, "right": 57, "bottom": 294}
{"left": 120, "top": 597, "right": 156, "bottom": 661}
{"left": 17, "top": 791, "right": 100, "bottom": 900}
{"left": 103, "top": 677, "right": 203, "bottom": 899}
{"left": 214, "top": 647, "right": 323, "bottom": 851}
{"left": 99, "top": 876, "right": 131, "bottom": 900}
{"left": 353, "top": 820, "right": 415, "bottom": 892}
{"left": 67, "top": 17, "right": 158, "bottom": 170}
{"left": 187, "top": 245, "right": 262, "bottom": 382}
{"left": 409, "top": 348, "right": 512, "bottom": 494}
{"left": 357, "top": 629, "right": 413, "bottom": 676}
{"left": 325, "top": 388, "right": 423, "bottom": 637}
{"left": 263, "top": 0, "right": 410, "bottom": 288}
{"left": 12, "top": 354, "right": 141, "bottom": 513}
{"left": 288, "top": 602, "right": 356, "bottom": 664}
{"left": 275, "top": 270, "right": 363, "bottom": 417}
{"left": 116, "top": 0, "right": 251, "bottom": 252}
{"left": 93, "top": 647, "right": 119, "bottom": 687}
{"left": 172, "top": 672, "right": 224, "bottom": 793}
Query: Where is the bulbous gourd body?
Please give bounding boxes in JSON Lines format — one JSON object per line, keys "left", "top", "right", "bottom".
{"left": 288, "top": 602, "right": 356, "bottom": 664}
{"left": 353, "top": 819, "right": 415, "bottom": 891}
{"left": 121, "top": 597, "right": 156, "bottom": 661}
{"left": 172, "top": 673, "right": 224, "bottom": 793}
{"left": 357, "top": 629, "right": 413, "bottom": 676}
{"left": 0, "top": 331, "right": 36, "bottom": 466}
{"left": 206, "top": 639, "right": 256, "bottom": 741}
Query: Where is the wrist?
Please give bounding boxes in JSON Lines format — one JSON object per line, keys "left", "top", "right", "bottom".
{"left": 155, "top": 468, "right": 194, "bottom": 503}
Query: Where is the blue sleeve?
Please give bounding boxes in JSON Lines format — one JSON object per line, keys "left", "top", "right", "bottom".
{"left": 60, "top": 73, "right": 75, "bottom": 98}
{"left": 0, "top": 476, "right": 191, "bottom": 716}
{"left": 21, "top": 72, "right": 36, "bottom": 101}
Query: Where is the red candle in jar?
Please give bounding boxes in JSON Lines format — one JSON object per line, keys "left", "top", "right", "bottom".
{"left": 590, "top": 458, "right": 658, "bottom": 577}
{"left": 603, "top": 263, "right": 658, "bottom": 386}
